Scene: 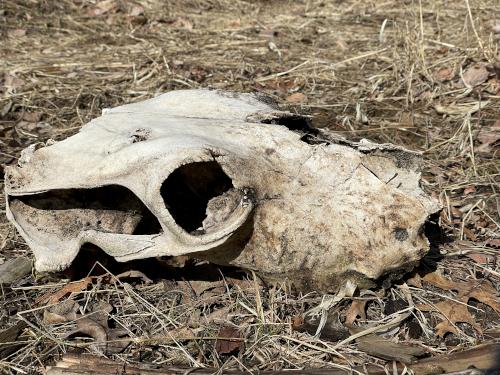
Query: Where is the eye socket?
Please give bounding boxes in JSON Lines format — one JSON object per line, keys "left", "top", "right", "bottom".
{"left": 160, "top": 161, "right": 233, "bottom": 233}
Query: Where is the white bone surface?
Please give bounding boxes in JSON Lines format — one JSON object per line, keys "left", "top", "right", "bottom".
{"left": 5, "top": 89, "right": 440, "bottom": 291}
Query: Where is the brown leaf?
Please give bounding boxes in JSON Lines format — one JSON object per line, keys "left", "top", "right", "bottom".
{"left": 434, "top": 320, "right": 459, "bottom": 338}
{"left": 421, "top": 271, "right": 456, "bottom": 290}
{"left": 16, "top": 112, "right": 42, "bottom": 123}
{"left": 465, "top": 252, "right": 495, "bottom": 265}
{"left": 435, "top": 301, "right": 479, "bottom": 336}
{"left": 463, "top": 186, "right": 476, "bottom": 195}
{"left": 228, "top": 19, "right": 241, "bottom": 28}
{"left": 433, "top": 67, "right": 455, "bottom": 82}
{"left": 43, "top": 310, "right": 70, "bottom": 324}
{"left": 406, "top": 273, "right": 423, "bottom": 288}
{"left": 75, "top": 318, "right": 107, "bottom": 350}
{"left": 345, "top": 299, "right": 367, "bottom": 325}
{"left": 88, "top": 0, "right": 118, "bottom": 16}
{"left": 7, "top": 29, "right": 26, "bottom": 38}
{"left": 169, "top": 17, "right": 193, "bottom": 31}
{"left": 227, "top": 277, "right": 264, "bottom": 291}
{"left": 286, "top": 92, "right": 307, "bottom": 103}
{"left": 215, "top": 326, "right": 242, "bottom": 354}
{"left": 184, "top": 280, "right": 225, "bottom": 297}
{"left": 293, "top": 313, "right": 349, "bottom": 341}
{"left": 476, "top": 119, "right": 500, "bottom": 154}
{"left": 291, "top": 315, "right": 304, "bottom": 330}
{"left": 128, "top": 4, "right": 144, "bottom": 17}
{"left": 485, "top": 238, "right": 500, "bottom": 248}
{"left": 3, "top": 73, "right": 25, "bottom": 92}
{"left": 258, "top": 78, "right": 296, "bottom": 95}
{"left": 57, "top": 301, "right": 116, "bottom": 353}
{"left": 462, "top": 63, "right": 490, "bottom": 87}
{"left": 462, "top": 227, "right": 477, "bottom": 241}
{"left": 43, "top": 300, "right": 79, "bottom": 324}
{"left": 459, "top": 280, "right": 500, "bottom": 313}
{"left": 423, "top": 271, "right": 500, "bottom": 313}
{"left": 37, "top": 277, "right": 92, "bottom": 305}
{"left": 204, "top": 306, "right": 232, "bottom": 324}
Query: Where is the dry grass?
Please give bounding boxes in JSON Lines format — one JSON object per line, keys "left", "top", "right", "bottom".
{"left": 0, "top": 0, "right": 499, "bottom": 373}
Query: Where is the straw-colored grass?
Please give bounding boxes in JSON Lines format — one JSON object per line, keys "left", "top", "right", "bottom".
{"left": 0, "top": 0, "right": 498, "bottom": 373}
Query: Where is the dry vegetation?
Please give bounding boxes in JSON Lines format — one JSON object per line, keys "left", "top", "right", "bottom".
{"left": 0, "top": 0, "right": 499, "bottom": 373}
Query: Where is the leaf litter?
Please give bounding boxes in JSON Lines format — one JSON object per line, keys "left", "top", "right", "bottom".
{"left": 0, "top": 0, "right": 499, "bottom": 373}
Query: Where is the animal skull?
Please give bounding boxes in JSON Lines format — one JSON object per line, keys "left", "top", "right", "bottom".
{"left": 4, "top": 90, "right": 440, "bottom": 291}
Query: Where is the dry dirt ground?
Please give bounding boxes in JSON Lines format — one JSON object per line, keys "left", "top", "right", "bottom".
{"left": 0, "top": 0, "right": 499, "bottom": 374}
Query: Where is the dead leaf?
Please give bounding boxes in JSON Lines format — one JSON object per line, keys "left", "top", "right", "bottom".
{"left": 75, "top": 317, "right": 107, "bottom": 350}
{"left": 16, "top": 112, "right": 42, "bottom": 123}
{"left": 484, "top": 327, "right": 500, "bottom": 338}
{"left": 37, "top": 277, "right": 93, "bottom": 305}
{"left": 69, "top": 301, "right": 113, "bottom": 352}
{"left": 88, "top": 0, "right": 118, "bottom": 16}
{"left": 259, "top": 78, "right": 296, "bottom": 94}
{"left": 291, "top": 315, "right": 304, "bottom": 330}
{"left": 43, "top": 300, "right": 79, "bottom": 324}
{"left": 433, "top": 67, "right": 455, "bottom": 82}
{"left": 421, "top": 272, "right": 455, "bottom": 290}
{"left": 423, "top": 271, "right": 500, "bottom": 313}
{"left": 476, "top": 119, "right": 500, "bottom": 154}
{"left": 145, "top": 327, "right": 199, "bottom": 345}
{"left": 462, "top": 64, "right": 490, "bottom": 87}
{"left": 459, "top": 280, "right": 500, "bottom": 313}
{"left": 128, "top": 4, "right": 144, "bottom": 17}
{"left": 463, "top": 186, "right": 476, "bottom": 195}
{"left": 7, "top": 29, "right": 26, "bottom": 38}
{"left": 418, "top": 300, "right": 479, "bottom": 337}
{"left": 3, "top": 73, "right": 25, "bottom": 93}
{"left": 184, "top": 280, "right": 225, "bottom": 297}
{"left": 294, "top": 313, "right": 349, "bottom": 341}
{"left": 357, "top": 335, "right": 427, "bottom": 363}
{"left": 204, "top": 306, "right": 232, "bottom": 324}
{"left": 286, "top": 92, "right": 307, "bottom": 103}
{"left": 345, "top": 299, "right": 367, "bottom": 325}
{"left": 436, "top": 301, "right": 479, "bottom": 336}
{"left": 485, "top": 238, "right": 500, "bottom": 248}
{"left": 406, "top": 272, "right": 423, "bottom": 288}
{"left": 43, "top": 310, "right": 71, "bottom": 324}
{"left": 462, "top": 227, "right": 477, "bottom": 241}
{"left": 215, "top": 326, "right": 242, "bottom": 354}
{"left": 465, "top": 252, "right": 496, "bottom": 265}
{"left": 169, "top": 17, "right": 193, "bottom": 31}
{"left": 335, "top": 38, "right": 348, "bottom": 51}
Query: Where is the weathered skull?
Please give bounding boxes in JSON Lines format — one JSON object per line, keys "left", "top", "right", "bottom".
{"left": 4, "top": 90, "right": 440, "bottom": 291}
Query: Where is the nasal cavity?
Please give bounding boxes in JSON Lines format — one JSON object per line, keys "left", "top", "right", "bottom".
{"left": 160, "top": 161, "right": 233, "bottom": 233}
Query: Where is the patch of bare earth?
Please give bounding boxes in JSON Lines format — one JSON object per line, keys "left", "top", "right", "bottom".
{"left": 0, "top": 0, "right": 498, "bottom": 373}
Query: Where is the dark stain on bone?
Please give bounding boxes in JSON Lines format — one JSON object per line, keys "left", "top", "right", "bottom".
{"left": 393, "top": 227, "right": 409, "bottom": 241}
{"left": 258, "top": 114, "right": 329, "bottom": 145}
{"left": 130, "top": 128, "right": 151, "bottom": 143}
